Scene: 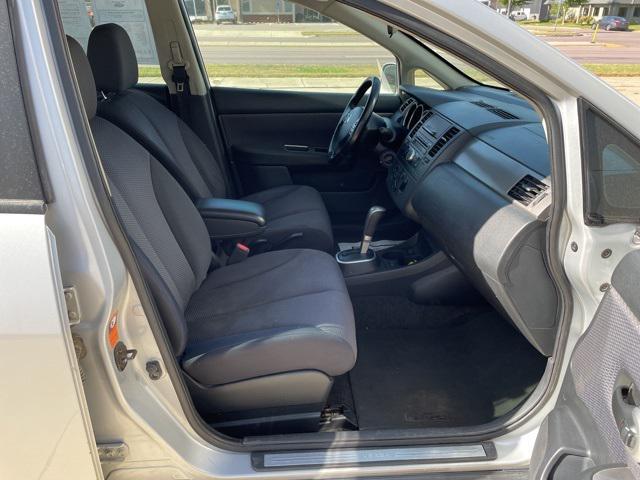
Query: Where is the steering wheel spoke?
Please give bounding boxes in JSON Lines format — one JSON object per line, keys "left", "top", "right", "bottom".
{"left": 329, "top": 77, "right": 381, "bottom": 163}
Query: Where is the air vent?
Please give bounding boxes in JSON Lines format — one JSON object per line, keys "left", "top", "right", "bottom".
{"left": 491, "top": 108, "right": 519, "bottom": 120}
{"left": 406, "top": 104, "right": 424, "bottom": 132}
{"left": 472, "top": 100, "right": 493, "bottom": 109}
{"left": 472, "top": 100, "right": 519, "bottom": 120}
{"left": 428, "top": 126, "right": 460, "bottom": 157}
{"left": 508, "top": 175, "right": 549, "bottom": 206}
{"left": 402, "top": 102, "right": 418, "bottom": 129}
{"left": 400, "top": 98, "right": 416, "bottom": 112}
{"left": 409, "top": 110, "right": 434, "bottom": 137}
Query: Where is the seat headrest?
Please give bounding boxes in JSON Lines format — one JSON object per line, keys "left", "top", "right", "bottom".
{"left": 87, "top": 23, "right": 139, "bottom": 93}
{"left": 66, "top": 36, "right": 97, "bottom": 119}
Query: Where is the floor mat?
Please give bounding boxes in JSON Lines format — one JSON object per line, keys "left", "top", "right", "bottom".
{"left": 348, "top": 297, "right": 547, "bottom": 430}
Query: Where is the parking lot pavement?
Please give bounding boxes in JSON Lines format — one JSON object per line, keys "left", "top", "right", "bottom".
{"left": 192, "top": 23, "right": 640, "bottom": 65}
{"left": 600, "top": 76, "right": 640, "bottom": 104}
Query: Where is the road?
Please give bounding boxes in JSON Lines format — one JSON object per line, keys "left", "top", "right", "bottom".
{"left": 193, "top": 24, "right": 640, "bottom": 66}
{"left": 541, "top": 30, "right": 640, "bottom": 64}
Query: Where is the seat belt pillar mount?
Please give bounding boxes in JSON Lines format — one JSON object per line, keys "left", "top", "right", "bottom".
{"left": 169, "top": 41, "right": 188, "bottom": 93}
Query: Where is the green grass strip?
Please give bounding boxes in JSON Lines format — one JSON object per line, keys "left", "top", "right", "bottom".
{"left": 138, "top": 63, "right": 640, "bottom": 79}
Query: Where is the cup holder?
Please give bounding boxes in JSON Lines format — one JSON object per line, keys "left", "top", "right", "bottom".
{"left": 382, "top": 250, "right": 404, "bottom": 262}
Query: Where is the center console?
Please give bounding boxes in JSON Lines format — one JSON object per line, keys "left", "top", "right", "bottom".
{"left": 196, "top": 198, "right": 266, "bottom": 241}
{"left": 388, "top": 107, "right": 462, "bottom": 213}
{"left": 335, "top": 204, "right": 477, "bottom": 304}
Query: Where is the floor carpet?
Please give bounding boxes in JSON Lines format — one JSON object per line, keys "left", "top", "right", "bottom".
{"left": 348, "top": 297, "right": 547, "bottom": 430}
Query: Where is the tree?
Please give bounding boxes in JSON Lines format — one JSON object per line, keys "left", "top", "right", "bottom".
{"left": 564, "top": 0, "right": 589, "bottom": 19}
{"left": 498, "top": 0, "right": 528, "bottom": 15}
{"left": 204, "top": 0, "right": 213, "bottom": 22}
{"left": 550, "top": 0, "right": 589, "bottom": 23}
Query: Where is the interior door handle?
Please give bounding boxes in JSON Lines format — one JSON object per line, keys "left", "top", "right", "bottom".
{"left": 284, "top": 144, "right": 310, "bottom": 152}
{"left": 612, "top": 374, "right": 640, "bottom": 458}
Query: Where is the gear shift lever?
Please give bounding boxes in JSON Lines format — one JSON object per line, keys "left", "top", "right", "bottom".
{"left": 360, "top": 206, "right": 386, "bottom": 255}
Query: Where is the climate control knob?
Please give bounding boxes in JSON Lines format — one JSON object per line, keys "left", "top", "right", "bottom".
{"left": 405, "top": 147, "right": 417, "bottom": 163}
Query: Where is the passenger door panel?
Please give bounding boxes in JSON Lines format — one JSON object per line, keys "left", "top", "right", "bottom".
{"left": 530, "top": 250, "right": 640, "bottom": 479}
{"left": 212, "top": 87, "right": 406, "bottom": 238}
{"left": 213, "top": 87, "right": 400, "bottom": 188}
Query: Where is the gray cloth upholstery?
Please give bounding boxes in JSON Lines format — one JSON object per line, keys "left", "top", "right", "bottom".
{"left": 243, "top": 185, "right": 334, "bottom": 253}
{"left": 87, "top": 25, "right": 334, "bottom": 253}
{"left": 97, "top": 88, "right": 227, "bottom": 198}
{"left": 90, "top": 115, "right": 211, "bottom": 353}
{"left": 67, "top": 36, "right": 97, "bottom": 118}
{"left": 183, "top": 249, "right": 356, "bottom": 386}
{"left": 87, "top": 23, "right": 138, "bottom": 92}
{"left": 68, "top": 39, "right": 356, "bottom": 408}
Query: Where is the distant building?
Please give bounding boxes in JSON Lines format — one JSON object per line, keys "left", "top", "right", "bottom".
{"left": 211, "top": 0, "right": 332, "bottom": 23}
{"left": 497, "top": 0, "right": 551, "bottom": 20}
{"left": 567, "top": 1, "right": 640, "bottom": 20}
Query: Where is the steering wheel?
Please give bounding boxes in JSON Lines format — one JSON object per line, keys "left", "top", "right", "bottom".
{"left": 328, "top": 76, "right": 381, "bottom": 163}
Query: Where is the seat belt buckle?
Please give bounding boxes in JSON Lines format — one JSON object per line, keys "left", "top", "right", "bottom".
{"left": 227, "top": 243, "right": 250, "bottom": 265}
{"left": 176, "top": 81, "right": 184, "bottom": 93}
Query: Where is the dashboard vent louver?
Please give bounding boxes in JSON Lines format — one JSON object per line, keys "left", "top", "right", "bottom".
{"left": 508, "top": 175, "right": 549, "bottom": 206}
{"left": 409, "top": 110, "right": 434, "bottom": 137}
{"left": 400, "top": 98, "right": 416, "bottom": 112}
{"left": 428, "top": 126, "right": 460, "bottom": 157}
{"left": 472, "top": 100, "right": 519, "bottom": 120}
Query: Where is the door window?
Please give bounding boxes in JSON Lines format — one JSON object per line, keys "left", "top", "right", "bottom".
{"left": 581, "top": 100, "right": 640, "bottom": 225}
{"left": 57, "top": 0, "right": 159, "bottom": 82}
{"left": 188, "top": 6, "right": 397, "bottom": 94}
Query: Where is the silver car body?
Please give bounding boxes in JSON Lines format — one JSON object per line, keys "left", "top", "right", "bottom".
{"left": 2, "top": 0, "right": 640, "bottom": 478}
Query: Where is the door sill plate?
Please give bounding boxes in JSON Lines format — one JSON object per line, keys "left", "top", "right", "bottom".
{"left": 253, "top": 442, "right": 495, "bottom": 469}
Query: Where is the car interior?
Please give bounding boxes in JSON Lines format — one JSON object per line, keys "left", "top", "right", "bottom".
{"left": 59, "top": 0, "right": 557, "bottom": 441}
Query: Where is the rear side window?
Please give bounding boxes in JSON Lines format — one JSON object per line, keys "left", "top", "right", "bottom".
{"left": 581, "top": 100, "right": 640, "bottom": 225}
{"left": 57, "top": 0, "right": 158, "bottom": 72}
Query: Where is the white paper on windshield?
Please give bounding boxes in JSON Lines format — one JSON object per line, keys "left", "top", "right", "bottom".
{"left": 57, "top": 0, "right": 92, "bottom": 50}
{"left": 93, "top": 0, "right": 158, "bottom": 65}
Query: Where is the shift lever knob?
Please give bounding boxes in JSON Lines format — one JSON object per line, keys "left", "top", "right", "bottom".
{"left": 360, "top": 206, "right": 386, "bottom": 254}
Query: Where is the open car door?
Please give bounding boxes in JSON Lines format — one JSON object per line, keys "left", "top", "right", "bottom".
{"left": 530, "top": 250, "right": 640, "bottom": 479}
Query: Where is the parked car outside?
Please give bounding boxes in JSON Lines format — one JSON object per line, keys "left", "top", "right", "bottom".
{"left": 509, "top": 11, "right": 528, "bottom": 21}
{"left": 592, "top": 15, "right": 630, "bottom": 31}
{"left": 215, "top": 5, "right": 237, "bottom": 24}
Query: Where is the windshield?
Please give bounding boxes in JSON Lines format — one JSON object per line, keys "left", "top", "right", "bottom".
{"left": 406, "top": 32, "right": 508, "bottom": 89}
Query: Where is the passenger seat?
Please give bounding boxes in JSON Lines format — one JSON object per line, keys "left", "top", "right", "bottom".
{"left": 86, "top": 23, "right": 334, "bottom": 254}
{"left": 67, "top": 36, "right": 356, "bottom": 431}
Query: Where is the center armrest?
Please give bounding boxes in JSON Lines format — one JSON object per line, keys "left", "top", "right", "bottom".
{"left": 196, "top": 198, "right": 266, "bottom": 240}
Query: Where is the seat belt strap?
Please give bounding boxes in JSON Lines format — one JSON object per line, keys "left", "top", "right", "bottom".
{"left": 169, "top": 41, "right": 191, "bottom": 120}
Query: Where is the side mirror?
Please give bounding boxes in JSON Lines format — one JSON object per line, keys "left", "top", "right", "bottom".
{"left": 380, "top": 62, "right": 398, "bottom": 93}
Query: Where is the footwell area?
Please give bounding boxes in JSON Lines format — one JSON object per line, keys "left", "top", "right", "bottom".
{"left": 347, "top": 297, "right": 547, "bottom": 430}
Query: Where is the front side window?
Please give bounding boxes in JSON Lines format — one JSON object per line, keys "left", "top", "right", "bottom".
{"left": 189, "top": 6, "right": 397, "bottom": 94}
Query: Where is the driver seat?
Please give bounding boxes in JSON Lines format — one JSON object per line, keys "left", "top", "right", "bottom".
{"left": 86, "top": 23, "right": 334, "bottom": 253}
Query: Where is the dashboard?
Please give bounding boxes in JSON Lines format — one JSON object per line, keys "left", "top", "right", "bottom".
{"left": 387, "top": 85, "right": 558, "bottom": 356}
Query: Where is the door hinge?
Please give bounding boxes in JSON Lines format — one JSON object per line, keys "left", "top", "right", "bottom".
{"left": 97, "top": 442, "right": 128, "bottom": 463}
{"left": 63, "top": 286, "right": 81, "bottom": 325}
